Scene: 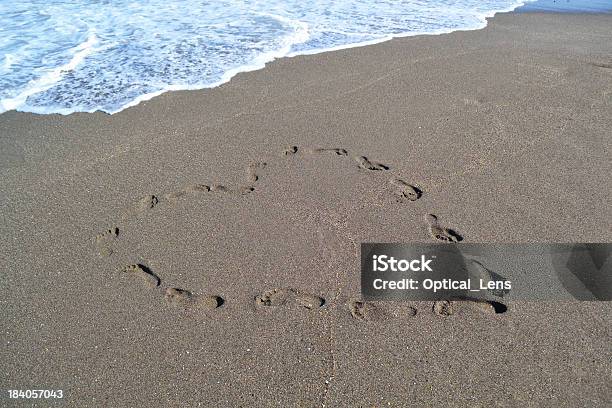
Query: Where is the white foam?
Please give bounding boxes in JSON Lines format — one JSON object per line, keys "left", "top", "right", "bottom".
{"left": 286, "top": 1, "right": 532, "bottom": 57}
{"left": 0, "top": 0, "right": 535, "bottom": 115}
{"left": 112, "top": 13, "right": 311, "bottom": 114}
{"left": 0, "top": 33, "right": 98, "bottom": 113}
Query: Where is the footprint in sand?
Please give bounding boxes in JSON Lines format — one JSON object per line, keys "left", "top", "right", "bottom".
{"left": 164, "top": 288, "right": 224, "bottom": 310}
{"left": 164, "top": 184, "right": 211, "bottom": 202}
{"left": 433, "top": 300, "right": 507, "bottom": 316}
{"left": 137, "top": 194, "right": 159, "bottom": 212}
{"left": 210, "top": 183, "right": 255, "bottom": 195}
{"left": 469, "top": 300, "right": 507, "bottom": 314}
{"left": 246, "top": 162, "right": 267, "bottom": 183}
{"left": 432, "top": 300, "right": 454, "bottom": 316}
{"left": 95, "top": 227, "right": 119, "bottom": 257}
{"left": 348, "top": 300, "right": 371, "bottom": 320}
{"left": 185, "top": 184, "right": 211, "bottom": 193}
{"left": 210, "top": 184, "right": 229, "bottom": 193}
{"left": 237, "top": 186, "right": 255, "bottom": 195}
{"left": 390, "top": 178, "right": 422, "bottom": 202}
{"left": 348, "top": 300, "right": 417, "bottom": 321}
{"left": 121, "top": 264, "right": 160, "bottom": 288}
{"left": 425, "top": 214, "right": 463, "bottom": 242}
{"left": 282, "top": 145, "right": 299, "bottom": 156}
{"left": 311, "top": 147, "right": 349, "bottom": 156}
{"left": 355, "top": 156, "right": 389, "bottom": 171}
{"left": 254, "top": 288, "right": 325, "bottom": 311}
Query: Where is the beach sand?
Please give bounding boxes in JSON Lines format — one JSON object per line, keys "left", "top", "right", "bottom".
{"left": 1, "top": 11, "right": 611, "bottom": 407}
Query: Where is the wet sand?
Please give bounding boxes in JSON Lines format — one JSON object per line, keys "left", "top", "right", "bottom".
{"left": 1, "top": 11, "right": 611, "bottom": 407}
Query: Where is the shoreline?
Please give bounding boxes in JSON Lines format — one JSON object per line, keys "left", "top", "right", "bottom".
{"left": 0, "top": 1, "right": 541, "bottom": 116}
{"left": 3, "top": 8, "right": 610, "bottom": 117}
{"left": 1, "top": 10, "right": 611, "bottom": 407}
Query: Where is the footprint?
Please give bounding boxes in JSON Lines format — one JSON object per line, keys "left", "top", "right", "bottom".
{"left": 296, "top": 293, "right": 326, "bottom": 310}
{"left": 164, "top": 190, "right": 188, "bottom": 201}
{"left": 432, "top": 300, "right": 453, "bottom": 317}
{"left": 390, "top": 178, "right": 422, "bottom": 202}
{"left": 255, "top": 288, "right": 291, "bottom": 306}
{"left": 425, "top": 214, "right": 463, "bottom": 242}
{"left": 463, "top": 299, "right": 508, "bottom": 314}
{"left": 282, "top": 146, "right": 298, "bottom": 156}
{"left": 172, "top": 184, "right": 211, "bottom": 196}
{"left": 348, "top": 300, "right": 370, "bottom": 320}
{"left": 312, "top": 148, "right": 349, "bottom": 156}
{"left": 185, "top": 184, "right": 211, "bottom": 193}
{"left": 164, "top": 184, "right": 211, "bottom": 202}
{"left": 210, "top": 183, "right": 255, "bottom": 196}
{"left": 433, "top": 299, "right": 507, "bottom": 316}
{"left": 348, "top": 300, "right": 417, "bottom": 321}
{"left": 355, "top": 156, "right": 389, "bottom": 171}
{"left": 247, "top": 162, "right": 267, "bottom": 183}
{"left": 237, "top": 186, "right": 255, "bottom": 195}
{"left": 164, "top": 288, "right": 224, "bottom": 310}
{"left": 95, "top": 227, "right": 119, "bottom": 257}
{"left": 121, "top": 264, "right": 160, "bottom": 288}
{"left": 254, "top": 288, "right": 325, "bottom": 310}
{"left": 137, "top": 195, "right": 159, "bottom": 212}
{"left": 210, "top": 184, "right": 229, "bottom": 193}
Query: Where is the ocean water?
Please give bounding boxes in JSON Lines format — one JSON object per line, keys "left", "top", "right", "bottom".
{"left": 0, "top": 0, "right": 534, "bottom": 115}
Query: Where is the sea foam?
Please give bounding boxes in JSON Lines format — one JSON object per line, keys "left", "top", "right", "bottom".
{"left": 0, "top": 0, "right": 533, "bottom": 115}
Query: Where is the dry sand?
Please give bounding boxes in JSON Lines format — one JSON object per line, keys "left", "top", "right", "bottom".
{"left": 1, "top": 11, "right": 611, "bottom": 407}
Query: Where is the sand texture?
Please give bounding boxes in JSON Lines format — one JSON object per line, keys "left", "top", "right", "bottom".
{"left": 1, "top": 12, "right": 611, "bottom": 407}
